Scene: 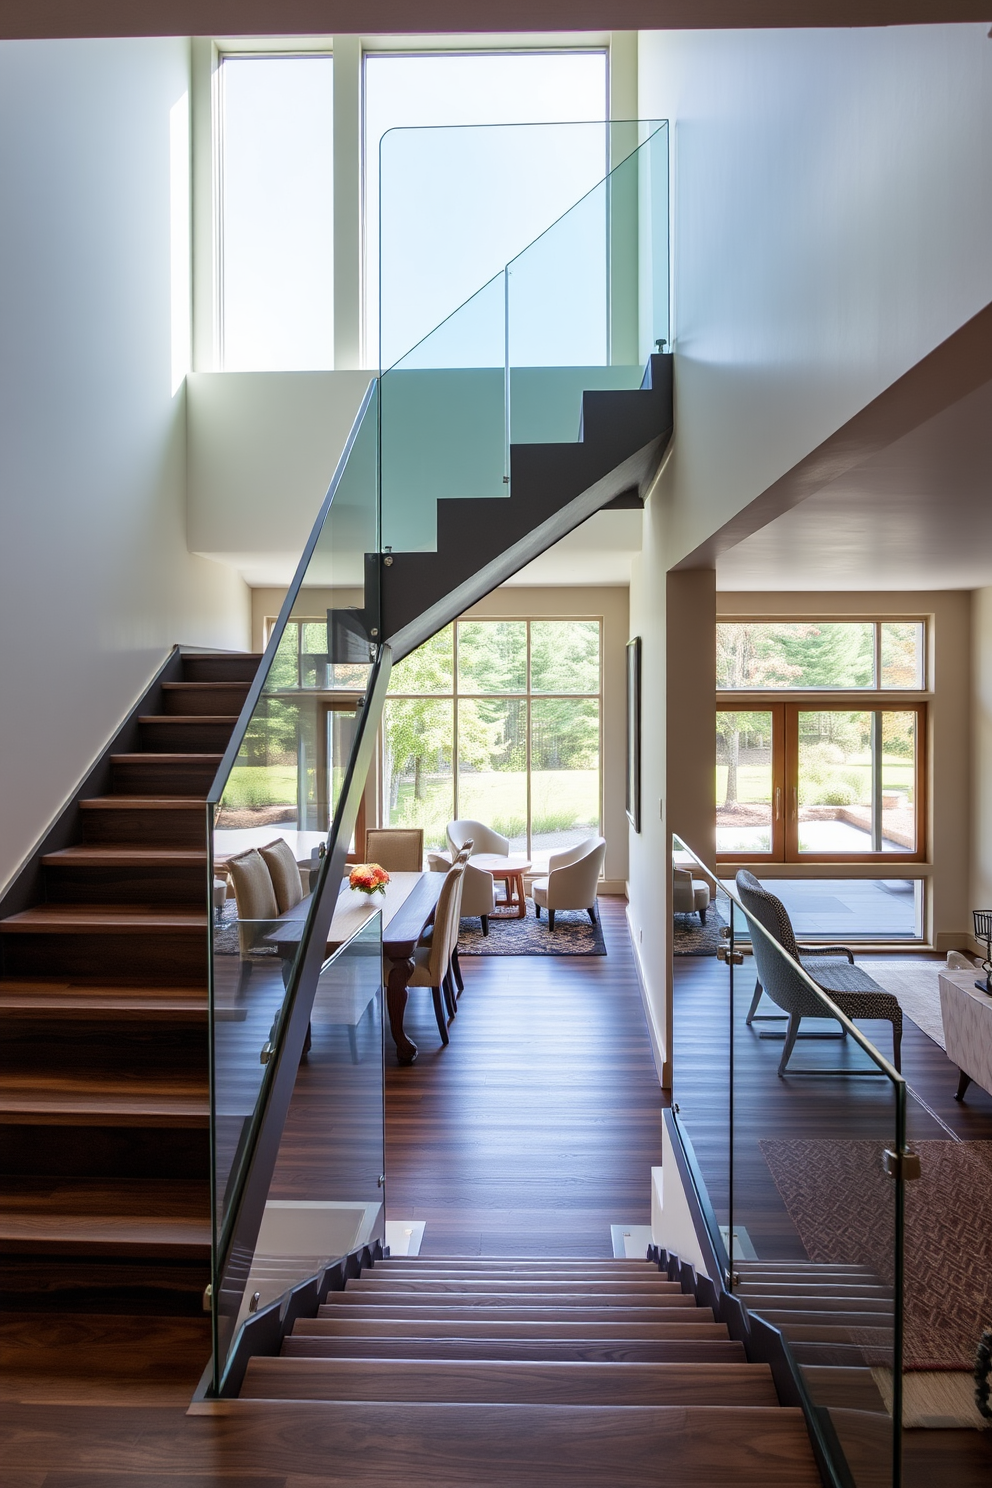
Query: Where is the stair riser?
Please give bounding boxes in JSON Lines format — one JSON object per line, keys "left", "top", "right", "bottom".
{"left": 162, "top": 686, "right": 250, "bottom": 716}
{"left": 41, "top": 865, "right": 206, "bottom": 906}
{"left": 1, "top": 931, "right": 207, "bottom": 984}
{"left": 182, "top": 655, "right": 261, "bottom": 684}
{"left": 316, "top": 1307, "right": 713, "bottom": 1324}
{"left": 349, "top": 1281, "right": 681, "bottom": 1295}
{"left": 0, "top": 1124, "right": 208, "bottom": 1179}
{"left": 0, "top": 1254, "right": 210, "bottom": 1311}
{"left": 138, "top": 720, "right": 236, "bottom": 753}
{"left": 296, "top": 1321, "right": 728, "bottom": 1339}
{"left": 1, "top": 1027, "right": 208, "bottom": 1079}
{"left": 81, "top": 808, "right": 205, "bottom": 848}
{"left": 111, "top": 760, "right": 218, "bottom": 796}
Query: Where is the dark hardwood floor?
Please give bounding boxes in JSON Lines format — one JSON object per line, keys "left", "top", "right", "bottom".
{"left": 385, "top": 896, "right": 663, "bottom": 1256}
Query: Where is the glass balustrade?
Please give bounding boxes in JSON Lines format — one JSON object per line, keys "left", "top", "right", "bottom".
{"left": 378, "top": 120, "right": 670, "bottom": 558}
{"left": 671, "top": 834, "right": 908, "bottom": 1488}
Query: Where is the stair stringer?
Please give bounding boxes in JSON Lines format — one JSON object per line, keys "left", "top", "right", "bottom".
{"left": 381, "top": 353, "right": 672, "bottom": 661}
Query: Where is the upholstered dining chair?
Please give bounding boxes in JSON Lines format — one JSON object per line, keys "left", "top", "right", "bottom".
{"left": 384, "top": 862, "right": 465, "bottom": 1049}
{"left": 532, "top": 836, "right": 607, "bottom": 932}
{"left": 225, "top": 846, "right": 281, "bottom": 998}
{"left": 735, "top": 868, "right": 903, "bottom": 1076}
{"left": 364, "top": 827, "right": 424, "bottom": 873}
{"left": 430, "top": 839, "right": 495, "bottom": 938}
{"left": 259, "top": 836, "right": 305, "bottom": 913}
{"left": 447, "top": 819, "right": 509, "bottom": 858}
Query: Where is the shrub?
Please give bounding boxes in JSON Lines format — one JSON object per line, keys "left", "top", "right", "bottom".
{"left": 820, "top": 783, "right": 858, "bottom": 806}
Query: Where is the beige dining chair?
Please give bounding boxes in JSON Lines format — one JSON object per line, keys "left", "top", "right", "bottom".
{"left": 225, "top": 846, "right": 281, "bottom": 998}
{"left": 364, "top": 827, "right": 424, "bottom": 873}
{"left": 385, "top": 862, "right": 465, "bottom": 1048}
{"left": 259, "top": 837, "right": 306, "bottom": 913}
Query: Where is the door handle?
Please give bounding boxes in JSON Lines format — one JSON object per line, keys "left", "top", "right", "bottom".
{"left": 791, "top": 786, "right": 798, "bottom": 821}
{"left": 774, "top": 787, "right": 782, "bottom": 822}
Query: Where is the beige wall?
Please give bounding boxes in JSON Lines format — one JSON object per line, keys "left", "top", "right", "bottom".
{"left": 638, "top": 25, "right": 992, "bottom": 568}
{"left": 971, "top": 587, "right": 992, "bottom": 952}
{"left": 0, "top": 38, "right": 249, "bottom": 895}
{"left": 719, "top": 592, "right": 972, "bottom": 951}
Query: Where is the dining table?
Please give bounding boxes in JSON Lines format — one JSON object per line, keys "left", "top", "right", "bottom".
{"left": 267, "top": 870, "right": 445, "bottom": 1066}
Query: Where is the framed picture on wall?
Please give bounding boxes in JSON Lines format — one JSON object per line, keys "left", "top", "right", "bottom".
{"left": 626, "top": 637, "right": 641, "bottom": 832}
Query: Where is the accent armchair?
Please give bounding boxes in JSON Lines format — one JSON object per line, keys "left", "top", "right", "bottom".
{"left": 735, "top": 868, "right": 902, "bottom": 1076}
{"left": 532, "top": 836, "right": 607, "bottom": 932}
{"left": 447, "top": 819, "right": 510, "bottom": 858}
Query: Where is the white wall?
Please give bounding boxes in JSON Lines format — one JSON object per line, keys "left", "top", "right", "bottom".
{"left": 0, "top": 38, "right": 249, "bottom": 891}
{"left": 972, "top": 588, "right": 992, "bottom": 948}
{"left": 639, "top": 23, "right": 992, "bottom": 566}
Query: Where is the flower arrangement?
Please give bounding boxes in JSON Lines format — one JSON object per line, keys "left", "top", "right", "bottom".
{"left": 349, "top": 863, "right": 390, "bottom": 897}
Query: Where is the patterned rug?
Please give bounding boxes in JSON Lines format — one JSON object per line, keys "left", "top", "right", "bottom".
{"left": 760, "top": 1138, "right": 992, "bottom": 1369}
{"left": 856, "top": 961, "right": 947, "bottom": 1049}
{"left": 673, "top": 903, "right": 726, "bottom": 957}
{"left": 457, "top": 898, "right": 606, "bottom": 956}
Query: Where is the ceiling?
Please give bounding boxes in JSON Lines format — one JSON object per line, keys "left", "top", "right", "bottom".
{"left": 2, "top": 2, "right": 987, "bottom": 40}
{"left": 716, "top": 377, "right": 992, "bottom": 593}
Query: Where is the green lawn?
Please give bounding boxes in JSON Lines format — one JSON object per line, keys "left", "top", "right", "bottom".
{"left": 716, "top": 758, "right": 913, "bottom": 807}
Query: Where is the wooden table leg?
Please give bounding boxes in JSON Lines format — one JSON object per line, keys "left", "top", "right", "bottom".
{"left": 386, "top": 958, "right": 418, "bottom": 1065}
{"left": 513, "top": 871, "right": 527, "bottom": 918}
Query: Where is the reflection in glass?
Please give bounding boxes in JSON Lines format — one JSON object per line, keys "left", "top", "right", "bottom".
{"left": 457, "top": 621, "right": 527, "bottom": 694}
{"left": 381, "top": 698, "right": 453, "bottom": 851}
{"left": 716, "top": 712, "right": 773, "bottom": 854}
{"left": 530, "top": 621, "right": 600, "bottom": 694}
{"left": 530, "top": 697, "right": 600, "bottom": 866}
{"left": 457, "top": 697, "right": 528, "bottom": 852}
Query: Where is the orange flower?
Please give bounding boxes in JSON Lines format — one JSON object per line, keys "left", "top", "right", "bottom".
{"left": 349, "top": 862, "right": 390, "bottom": 896}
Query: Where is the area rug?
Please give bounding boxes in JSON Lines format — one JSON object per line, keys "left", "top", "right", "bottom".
{"left": 457, "top": 899, "right": 606, "bottom": 956}
{"left": 856, "top": 961, "right": 948, "bottom": 1050}
{"left": 673, "top": 904, "right": 727, "bottom": 957}
{"left": 760, "top": 1138, "right": 992, "bottom": 1370}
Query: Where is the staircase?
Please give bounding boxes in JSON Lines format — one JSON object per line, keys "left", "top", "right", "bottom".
{"left": 0, "top": 651, "right": 259, "bottom": 1312}
{"left": 226, "top": 1253, "right": 821, "bottom": 1485}
{"left": 734, "top": 1261, "right": 893, "bottom": 1414}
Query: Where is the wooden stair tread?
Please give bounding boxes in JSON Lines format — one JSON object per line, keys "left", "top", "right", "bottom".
{"left": 80, "top": 797, "right": 207, "bottom": 809}
{"left": 350, "top": 1278, "right": 683, "bottom": 1293}
{"left": 0, "top": 904, "right": 208, "bottom": 932}
{"left": 315, "top": 1305, "right": 713, "bottom": 1324}
{"left": 241, "top": 1356, "right": 779, "bottom": 1406}
{"left": 0, "top": 1177, "right": 209, "bottom": 1253}
{"left": 741, "top": 1294, "right": 892, "bottom": 1313}
{"left": 293, "top": 1318, "right": 730, "bottom": 1339}
{"left": 175, "top": 1401, "right": 821, "bottom": 1486}
{"left": 0, "top": 1070, "right": 209, "bottom": 1124}
{"left": 280, "top": 1336, "right": 750, "bottom": 1363}
{"left": 161, "top": 682, "right": 249, "bottom": 691}
{"left": 138, "top": 714, "right": 239, "bottom": 724}
{"left": 41, "top": 848, "right": 207, "bottom": 866}
{"left": 111, "top": 752, "right": 223, "bottom": 763}
{"left": 0, "top": 981, "right": 206, "bottom": 1018}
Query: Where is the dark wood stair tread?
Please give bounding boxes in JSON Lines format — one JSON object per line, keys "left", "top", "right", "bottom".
{"left": 41, "top": 848, "right": 207, "bottom": 867}
{"left": 0, "top": 1177, "right": 209, "bottom": 1254}
{"left": 349, "top": 1278, "right": 683, "bottom": 1294}
{"left": 0, "top": 1070, "right": 209, "bottom": 1124}
{"left": 326, "top": 1292, "right": 698, "bottom": 1311}
{"left": 241, "top": 1356, "right": 779, "bottom": 1406}
{"left": 280, "top": 1335, "right": 750, "bottom": 1363}
{"left": 138, "top": 714, "right": 239, "bottom": 724}
{"left": 176, "top": 1400, "right": 821, "bottom": 1486}
{"left": 0, "top": 981, "right": 207, "bottom": 1019}
{"left": 0, "top": 904, "right": 208, "bottom": 933}
{"left": 294, "top": 1317, "right": 729, "bottom": 1339}
{"left": 316, "top": 1305, "right": 713, "bottom": 1324}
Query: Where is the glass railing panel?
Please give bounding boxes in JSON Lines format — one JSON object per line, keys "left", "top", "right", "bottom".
{"left": 672, "top": 835, "right": 907, "bottom": 1486}
{"left": 670, "top": 839, "right": 735, "bottom": 1280}
{"left": 728, "top": 862, "right": 904, "bottom": 1486}
{"left": 215, "top": 915, "right": 384, "bottom": 1388}
{"left": 379, "top": 272, "right": 506, "bottom": 558}
{"left": 506, "top": 123, "right": 669, "bottom": 449}
{"left": 207, "top": 384, "right": 384, "bottom": 1388}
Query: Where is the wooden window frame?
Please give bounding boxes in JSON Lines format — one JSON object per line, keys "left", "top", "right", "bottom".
{"left": 717, "top": 700, "right": 927, "bottom": 865}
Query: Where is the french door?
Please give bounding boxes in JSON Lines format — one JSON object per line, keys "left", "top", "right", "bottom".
{"left": 716, "top": 703, "right": 925, "bottom": 863}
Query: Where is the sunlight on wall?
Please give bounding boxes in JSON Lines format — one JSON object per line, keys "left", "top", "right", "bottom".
{"left": 170, "top": 92, "right": 190, "bottom": 395}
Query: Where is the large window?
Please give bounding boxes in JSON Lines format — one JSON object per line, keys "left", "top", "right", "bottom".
{"left": 219, "top": 53, "right": 334, "bottom": 370}
{"left": 382, "top": 619, "right": 602, "bottom": 865}
{"left": 364, "top": 49, "right": 609, "bottom": 368}
{"left": 717, "top": 621, "right": 925, "bottom": 691}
